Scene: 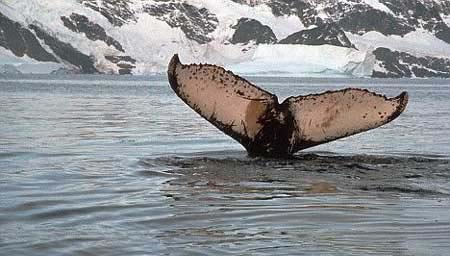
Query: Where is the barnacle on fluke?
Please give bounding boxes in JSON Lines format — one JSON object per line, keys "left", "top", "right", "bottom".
{"left": 168, "top": 54, "right": 408, "bottom": 157}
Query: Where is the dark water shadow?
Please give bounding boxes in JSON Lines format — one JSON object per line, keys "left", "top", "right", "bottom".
{"left": 139, "top": 150, "right": 450, "bottom": 198}
{"left": 135, "top": 151, "right": 450, "bottom": 255}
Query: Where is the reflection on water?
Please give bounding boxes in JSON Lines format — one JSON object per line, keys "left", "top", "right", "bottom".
{"left": 1, "top": 75, "right": 450, "bottom": 255}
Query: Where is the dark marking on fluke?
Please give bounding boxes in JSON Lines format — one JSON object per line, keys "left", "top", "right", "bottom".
{"left": 167, "top": 54, "right": 409, "bottom": 158}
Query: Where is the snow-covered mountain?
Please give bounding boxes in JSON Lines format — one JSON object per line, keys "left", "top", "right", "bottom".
{"left": 1, "top": 0, "right": 450, "bottom": 78}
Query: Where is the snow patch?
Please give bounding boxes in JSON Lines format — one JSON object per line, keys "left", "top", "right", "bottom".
{"left": 361, "top": 0, "right": 395, "bottom": 15}
{"left": 443, "top": 15, "right": 450, "bottom": 27}
{"left": 119, "top": 13, "right": 206, "bottom": 74}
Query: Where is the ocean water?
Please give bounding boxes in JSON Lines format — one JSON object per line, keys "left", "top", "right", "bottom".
{"left": 1, "top": 74, "right": 450, "bottom": 255}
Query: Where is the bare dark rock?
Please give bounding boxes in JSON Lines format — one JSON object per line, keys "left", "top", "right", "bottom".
{"left": 29, "top": 24, "right": 98, "bottom": 74}
{"left": 279, "top": 23, "right": 355, "bottom": 49}
{"left": 105, "top": 55, "right": 136, "bottom": 64}
{"left": 230, "top": 18, "right": 277, "bottom": 44}
{"left": 372, "top": 47, "right": 450, "bottom": 78}
{"left": 105, "top": 55, "right": 136, "bottom": 75}
{"left": 61, "top": 13, "right": 124, "bottom": 52}
{"left": 117, "top": 63, "right": 134, "bottom": 75}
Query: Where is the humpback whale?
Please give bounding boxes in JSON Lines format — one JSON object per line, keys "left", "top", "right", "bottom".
{"left": 167, "top": 54, "right": 408, "bottom": 157}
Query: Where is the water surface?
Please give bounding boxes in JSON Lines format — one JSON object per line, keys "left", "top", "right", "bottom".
{"left": 1, "top": 75, "right": 450, "bottom": 255}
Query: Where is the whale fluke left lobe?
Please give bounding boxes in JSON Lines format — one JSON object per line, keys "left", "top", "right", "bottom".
{"left": 167, "top": 54, "right": 278, "bottom": 151}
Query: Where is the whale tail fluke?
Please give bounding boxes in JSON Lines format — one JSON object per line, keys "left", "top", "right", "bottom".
{"left": 167, "top": 54, "right": 408, "bottom": 157}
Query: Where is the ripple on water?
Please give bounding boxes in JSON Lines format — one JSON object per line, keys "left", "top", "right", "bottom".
{"left": 141, "top": 152, "right": 450, "bottom": 197}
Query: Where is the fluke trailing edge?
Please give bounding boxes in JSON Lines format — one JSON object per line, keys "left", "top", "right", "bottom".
{"left": 167, "top": 54, "right": 408, "bottom": 157}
